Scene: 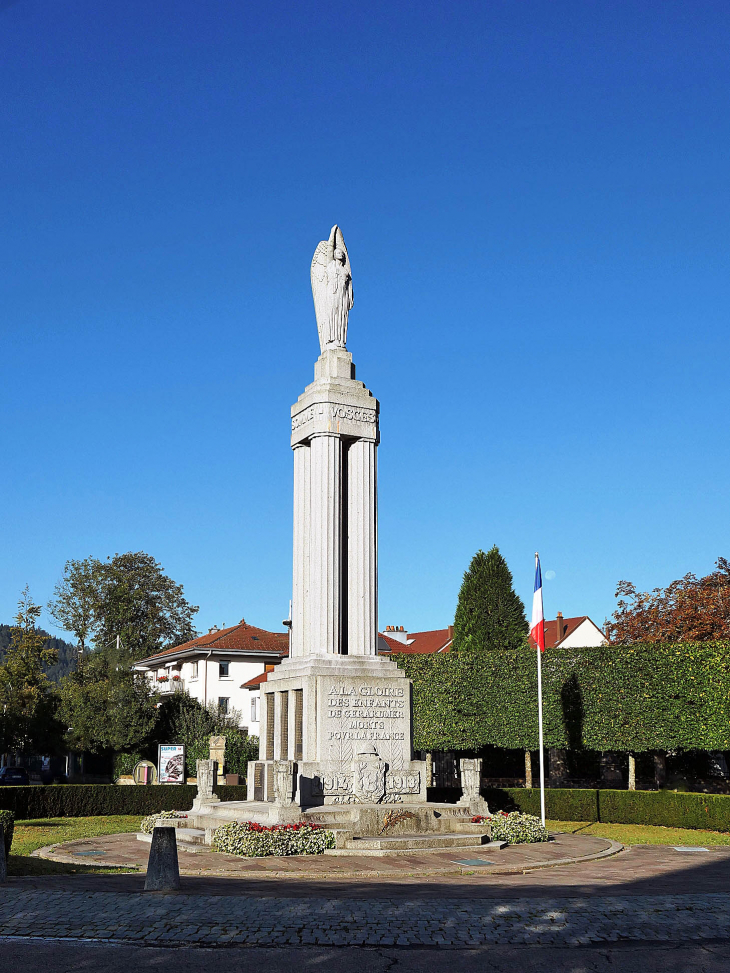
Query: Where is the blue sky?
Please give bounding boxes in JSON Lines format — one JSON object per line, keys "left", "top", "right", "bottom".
{"left": 1, "top": 0, "right": 728, "bottom": 641}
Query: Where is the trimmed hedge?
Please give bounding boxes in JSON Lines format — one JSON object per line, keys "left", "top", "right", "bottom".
{"left": 485, "top": 787, "right": 730, "bottom": 832}
{"left": 398, "top": 640, "right": 730, "bottom": 752}
{"left": 0, "top": 783, "right": 249, "bottom": 820}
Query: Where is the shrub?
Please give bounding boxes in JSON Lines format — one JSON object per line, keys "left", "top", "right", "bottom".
{"left": 486, "top": 787, "right": 730, "bottom": 832}
{"left": 140, "top": 810, "right": 189, "bottom": 834}
{"left": 489, "top": 811, "right": 549, "bottom": 844}
{"left": 484, "top": 787, "right": 600, "bottom": 822}
{"left": 212, "top": 821, "right": 336, "bottom": 857}
{"left": 0, "top": 783, "right": 249, "bottom": 820}
{"left": 113, "top": 753, "right": 142, "bottom": 778}
{"left": 0, "top": 810, "right": 14, "bottom": 856}
{"left": 597, "top": 790, "right": 730, "bottom": 832}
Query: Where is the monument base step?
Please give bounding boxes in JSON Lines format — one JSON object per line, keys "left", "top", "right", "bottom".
{"left": 342, "top": 831, "right": 492, "bottom": 851}
{"left": 326, "top": 838, "right": 507, "bottom": 856}
{"left": 136, "top": 828, "right": 208, "bottom": 854}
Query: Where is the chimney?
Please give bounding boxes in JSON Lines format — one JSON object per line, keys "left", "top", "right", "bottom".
{"left": 386, "top": 626, "right": 409, "bottom": 644}
{"left": 447, "top": 625, "right": 454, "bottom": 640}
{"left": 556, "top": 612, "right": 564, "bottom": 645}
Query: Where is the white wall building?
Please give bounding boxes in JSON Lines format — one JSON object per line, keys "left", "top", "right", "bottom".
{"left": 134, "top": 620, "right": 289, "bottom": 738}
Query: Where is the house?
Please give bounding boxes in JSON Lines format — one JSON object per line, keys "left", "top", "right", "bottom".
{"left": 530, "top": 613, "right": 608, "bottom": 649}
{"left": 377, "top": 625, "right": 454, "bottom": 655}
{"left": 133, "top": 619, "right": 289, "bottom": 737}
{"left": 378, "top": 614, "right": 607, "bottom": 655}
{"left": 138, "top": 612, "right": 606, "bottom": 739}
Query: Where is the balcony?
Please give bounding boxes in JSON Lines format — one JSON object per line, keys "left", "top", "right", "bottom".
{"left": 156, "top": 677, "right": 186, "bottom": 695}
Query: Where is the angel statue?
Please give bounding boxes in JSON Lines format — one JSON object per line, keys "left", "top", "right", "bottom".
{"left": 311, "top": 225, "right": 353, "bottom": 351}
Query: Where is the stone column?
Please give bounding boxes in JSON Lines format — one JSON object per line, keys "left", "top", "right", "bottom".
{"left": 308, "top": 433, "right": 342, "bottom": 654}
{"left": 291, "top": 442, "right": 310, "bottom": 658}
{"left": 347, "top": 438, "right": 377, "bottom": 655}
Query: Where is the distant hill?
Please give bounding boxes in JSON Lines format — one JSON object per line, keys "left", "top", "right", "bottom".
{"left": 0, "top": 624, "right": 79, "bottom": 682}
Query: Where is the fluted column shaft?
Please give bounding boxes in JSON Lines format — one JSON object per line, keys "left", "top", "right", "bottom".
{"left": 291, "top": 442, "right": 310, "bottom": 658}
{"left": 308, "top": 433, "right": 342, "bottom": 654}
{"left": 347, "top": 439, "right": 377, "bottom": 655}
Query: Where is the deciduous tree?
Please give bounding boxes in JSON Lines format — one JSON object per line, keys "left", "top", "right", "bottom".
{"left": 56, "top": 652, "right": 159, "bottom": 754}
{"left": 607, "top": 558, "right": 730, "bottom": 643}
{"left": 48, "top": 552, "right": 199, "bottom": 662}
{"left": 0, "top": 588, "right": 60, "bottom": 754}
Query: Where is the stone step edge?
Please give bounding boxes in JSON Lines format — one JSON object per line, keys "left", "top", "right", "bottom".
{"left": 346, "top": 832, "right": 494, "bottom": 850}
{"left": 136, "top": 831, "right": 208, "bottom": 853}
{"left": 327, "top": 838, "right": 506, "bottom": 857}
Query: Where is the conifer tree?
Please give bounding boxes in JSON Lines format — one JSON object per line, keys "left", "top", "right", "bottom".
{"left": 452, "top": 546, "right": 528, "bottom": 652}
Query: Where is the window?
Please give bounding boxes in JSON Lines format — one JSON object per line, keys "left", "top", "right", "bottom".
{"left": 190, "top": 661, "right": 198, "bottom": 680}
{"left": 251, "top": 696, "right": 259, "bottom": 723}
{"left": 218, "top": 697, "right": 229, "bottom": 715}
{"left": 219, "top": 661, "right": 230, "bottom": 678}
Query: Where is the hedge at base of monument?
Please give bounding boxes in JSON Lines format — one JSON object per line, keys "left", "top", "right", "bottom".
{"left": 487, "top": 787, "right": 730, "bottom": 831}
{"left": 0, "top": 810, "right": 14, "bottom": 856}
{"left": 0, "top": 783, "right": 248, "bottom": 819}
{"left": 212, "top": 821, "right": 336, "bottom": 857}
{"left": 398, "top": 640, "right": 730, "bottom": 753}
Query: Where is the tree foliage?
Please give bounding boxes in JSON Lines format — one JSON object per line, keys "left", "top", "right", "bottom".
{"left": 154, "top": 693, "right": 257, "bottom": 776}
{"left": 49, "top": 552, "right": 199, "bottom": 662}
{"left": 399, "top": 640, "right": 730, "bottom": 753}
{"left": 56, "top": 652, "right": 159, "bottom": 754}
{"left": 452, "top": 547, "right": 528, "bottom": 652}
{"left": 607, "top": 557, "right": 730, "bottom": 643}
{"left": 0, "top": 588, "right": 61, "bottom": 754}
{"left": 0, "top": 624, "right": 79, "bottom": 682}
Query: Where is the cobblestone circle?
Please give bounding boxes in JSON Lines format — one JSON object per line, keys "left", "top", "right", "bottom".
{"left": 1, "top": 888, "right": 729, "bottom": 947}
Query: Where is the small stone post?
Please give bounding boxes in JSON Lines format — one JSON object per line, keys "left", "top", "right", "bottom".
{"left": 192, "top": 759, "right": 221, "bottom": 811}
{"left": 425, "top": 752, "right": 433, "bottom": 788}
{"left": 524, "top": 750, "right": 533, "bottom": 788}
{"left": 628, "top": 754, "right": 636, "bottom": 791}
{"left": 459, "top": 757, "right": 489, "bottom": 815}
{"left": 0, "top": 825, "right": 6, "bottom": 884}
{"left": 144, "top": 826, "right": 180, "bottom": 891}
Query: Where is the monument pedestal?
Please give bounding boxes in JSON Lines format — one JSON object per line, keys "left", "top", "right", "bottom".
{"left": 247, "top": 655, "right": 426, "bottom": 808}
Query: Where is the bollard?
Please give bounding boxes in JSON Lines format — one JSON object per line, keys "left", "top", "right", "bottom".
{"left": 0, "top": 827, "right": 6, "bottom": 884}
{"left": 144, "top": 826, "right": 180, "bottom": 892}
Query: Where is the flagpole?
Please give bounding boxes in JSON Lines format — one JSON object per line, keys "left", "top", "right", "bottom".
{"left": 537, "top": 621, "right": 546, "bottom": 828}
{"left": 534, "top": 552, "right": 546, "bottom": 828}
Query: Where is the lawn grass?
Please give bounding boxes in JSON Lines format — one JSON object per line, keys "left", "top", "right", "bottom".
{"left": 8, "top": 815, "right": 143, "bottom": 876}
{"left": 549, "top": 819, "right": 730, "bottom": 846}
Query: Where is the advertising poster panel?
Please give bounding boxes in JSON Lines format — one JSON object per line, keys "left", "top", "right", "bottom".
{"left": 158, "top": 744, "right": 186, "bottom": 784}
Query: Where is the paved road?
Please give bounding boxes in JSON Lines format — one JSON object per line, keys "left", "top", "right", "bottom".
{"left": 1, "top": 886, "right": 729, "bottom": 947}
{"left": 3, "top": 940, "right": 730, "bottom": 972}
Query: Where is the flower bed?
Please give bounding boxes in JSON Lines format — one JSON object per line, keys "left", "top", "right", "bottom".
{"left": 140, "top": 810, "right": 188, "bottom": 834}
{"left": 212, "top": 820, "right": 336, "bottom": 857}
{"left": 488, "top": 811, "right": 549, "bottom": 844}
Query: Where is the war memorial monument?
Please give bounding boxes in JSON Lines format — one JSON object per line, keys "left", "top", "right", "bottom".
{"left": 190, "top": 226, "right": 487, "bottom": 846}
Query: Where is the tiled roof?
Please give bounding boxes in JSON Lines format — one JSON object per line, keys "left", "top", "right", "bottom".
{"left": 378, "top": 628, "right": 453, "bottom": 654}
{"left": 137, "top": 620, "right": 289, "bottom": 665}
{"left": 242, "top": 671, "right": 269, "bottom": 689}
{"left": 530, "top": 615, "right": 592, "bottom": 649}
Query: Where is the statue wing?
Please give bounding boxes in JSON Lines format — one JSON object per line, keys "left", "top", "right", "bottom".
{"left": 311, "top": 239, "right": 330, "bottom": 342}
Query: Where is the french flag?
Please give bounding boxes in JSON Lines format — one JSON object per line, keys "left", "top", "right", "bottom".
{"left": 531, "top": 553, "right": 545, "bottom": 653}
